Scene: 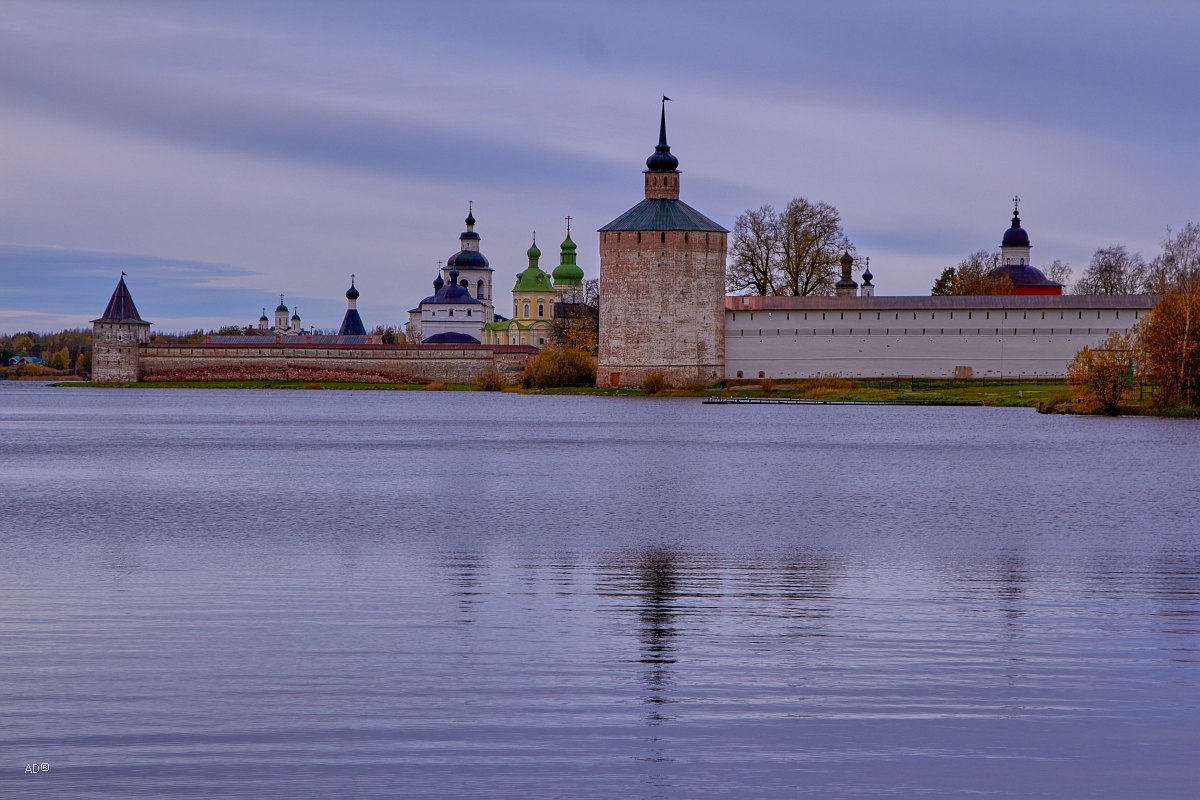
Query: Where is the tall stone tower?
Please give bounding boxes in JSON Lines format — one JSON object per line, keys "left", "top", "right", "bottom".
{"left": 91, "top": 276, "right": 150, "bottom": 382}
{"left": 597, "top": 101, "right": 728, "bottom": 387}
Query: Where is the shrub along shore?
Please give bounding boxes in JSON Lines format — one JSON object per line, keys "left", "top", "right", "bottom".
{"left": 56, "top": 375, "right": 1197, "bottom": 414}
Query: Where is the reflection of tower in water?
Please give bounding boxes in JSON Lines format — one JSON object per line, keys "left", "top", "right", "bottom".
{"left": 636, "top": 547, "right": 680, "bottom": 720}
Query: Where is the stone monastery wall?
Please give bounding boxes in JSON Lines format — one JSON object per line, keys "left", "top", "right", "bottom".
{"left": 135, "top": 343, "right": 537, "bottom": 384}
{"left": 725, "top": 295, "right": 1155, "bottom": 379}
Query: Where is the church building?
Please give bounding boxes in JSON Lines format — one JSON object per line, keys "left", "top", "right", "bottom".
{"left": 987, "top": 199, "right": 1063, "bottom": 295}
{"left": 482, "top": 226, "right": 581, "bottom": 347}
{"left": 408, "top": 207, "right": 499, "bottom": 343}
{"left": 596, "top": 100, "right": 728, "bottom": 387}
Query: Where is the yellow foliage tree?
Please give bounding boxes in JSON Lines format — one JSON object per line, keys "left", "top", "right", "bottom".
{"left": 1068, "top": 332, "right": 1133, "bottom": 415}
{"left": 1133, "top": 288, "right": 1200, "bottom": 407}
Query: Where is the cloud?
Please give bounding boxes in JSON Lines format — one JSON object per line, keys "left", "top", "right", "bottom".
{"left": 0, "top": 244, "right": 262, "bottom": 333}
{"left": 0, "top": 0, "right": 1197, "bottom": 315}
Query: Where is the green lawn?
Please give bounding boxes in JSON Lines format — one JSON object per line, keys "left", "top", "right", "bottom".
{"left": 64, "top": 378, "right": 1076, "bottom": 406}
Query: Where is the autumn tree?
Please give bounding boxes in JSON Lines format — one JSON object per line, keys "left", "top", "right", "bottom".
{"left": 726, "top": 205, "right": 779, "bottom": 295}
{"left": 552, "top": 279, "right": 600, "bottom": 353}
{"left": 48, "top": 348, "right": 70, "bottom": 370}
{"left": 1068, "top": 332, "right": 1134, "bottom": 414}
{"left": 10, "top": 334, "right": 34, "bottom": 355}
{"left": 775, "top": 198, "right": 853, "bottom": 296}
{"left": 1043, "top": 259, "right": 1073, "bottom": 288}
{"left": 1073, "top": 245, "right": 1148, "bottom": 295}
{"left": 931, "top": 251, "right": 1012, "bottom": 295}
{"left": 1133, "top": 223, "right": 1200, "bottom": 407}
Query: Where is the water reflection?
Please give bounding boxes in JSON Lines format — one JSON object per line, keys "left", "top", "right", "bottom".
{"left": 636, "top": 547, "right": 680, "bottom": 717}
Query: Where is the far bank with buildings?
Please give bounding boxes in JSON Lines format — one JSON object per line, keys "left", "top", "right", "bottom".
{"left": 89, "top": 107, "right": 1152, "bottom": 386}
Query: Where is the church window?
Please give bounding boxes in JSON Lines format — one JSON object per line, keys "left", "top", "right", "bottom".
{"left": 538, "top": 304, "right": 544, "bottom": 318}
{"left": 467, "top": 310, "right": 472, "bottom": 317}
{"left": 449, "top": 309, "right": 454, "bottom": 317}
{"left": 524, "top": 303, "right": 530, "bottom": 317}
{"left": 637, "top": 232, "right": 641, "bottom": 243}
{"left": 1020, "top": 258, "right": 1025, "bottom": 265}
{"left": 684, "top": 232, "right": 689, "bottom": 243}
{"left": 661, "top": 232, "right": 666, "bottom": 243}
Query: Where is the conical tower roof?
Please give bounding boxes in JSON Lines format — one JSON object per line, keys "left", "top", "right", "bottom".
{"left": 92, "top": 276, "right": 146, "bottom": 323}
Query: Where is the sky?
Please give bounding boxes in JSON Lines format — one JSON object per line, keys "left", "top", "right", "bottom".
{"left": 2, "top": 0, "right": 1198, "bottom": 334}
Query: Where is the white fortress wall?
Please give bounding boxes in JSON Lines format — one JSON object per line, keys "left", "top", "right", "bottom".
{"left": 724, "top": 296, "right": 1155, "bottom": 379}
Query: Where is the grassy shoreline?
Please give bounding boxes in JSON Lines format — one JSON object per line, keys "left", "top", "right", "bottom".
{"left": 56, "top": 378, "right": 1076, "bottom": 407}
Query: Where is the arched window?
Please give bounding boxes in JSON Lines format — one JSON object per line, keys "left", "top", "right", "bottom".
{"left": 449, "top": 309, "right": 454, "bottom": 317}
{"left": 477, "top": 279, "right": 484, "bottom": 298}
{"left": 467, "top": 309, "right": 471, "bottom": 317}
{"left": 524, "top": 303, "right": 530, "bottom": 318}
{"left": 538, "top": 304, "right": 544, "bottom": 317}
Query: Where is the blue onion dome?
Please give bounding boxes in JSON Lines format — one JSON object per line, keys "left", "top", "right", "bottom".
{"left": 861, "top": 261, "right": 873, "bottom": 285}
{"left": 433, "top": 273, "right": 444, "bottom": 291}
{"left": 646, "top": 103, "right": 679, "bottom": 172}
{"left": 465, "top": 206, "right": 475, "bottom": 227}
{"left": 446, "top": 249, "right": 489, "bottom": 268}
{"left": 346, "top": 276, "right": 360, "bottom": 300}
{"left": 1002, "top": 207, "right": 1030, "bottom": 247}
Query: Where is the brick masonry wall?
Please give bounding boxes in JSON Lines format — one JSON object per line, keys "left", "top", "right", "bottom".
{"left": 136, "top": 345, "right": 534, "bottom": 384}
{"left": 597, "top": 228, "right": 727, "bottom": 387}
{"left": 93, "top": 322, "right": 149, "bottom": 382}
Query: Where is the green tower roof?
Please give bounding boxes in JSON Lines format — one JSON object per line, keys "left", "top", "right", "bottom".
{"left": 513, "top": 236, "right": 553, "bottom": 292}
{"left": 552, "top": 231, "right": 584, "bottom": 285}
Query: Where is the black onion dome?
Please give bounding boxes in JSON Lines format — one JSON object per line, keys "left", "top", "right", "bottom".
{"left": 1002, "top": 210, "right": 1030, "bottom": 248}
{"left": 645, "top": 102, "right": 679, "bottom": 172}
{"left": 433, "top": 274, "right": 444, "bottom": 291}
{"left": 447, "top": 249, "right": 490, "bottom": 268}
{"left": 346, "top": 280, "right": 360, "bottom": 300}
{"left": 465, "top": 208, "right": 475, "bottom": 227}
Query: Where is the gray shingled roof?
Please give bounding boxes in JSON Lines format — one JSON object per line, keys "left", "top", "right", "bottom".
{"left": 727, "top": 295, "right": 1158, "bottom": 312}
{"left": 92, "top": 277, "right": 146, "bottom": 323}
{"left": 599, "top": 199, "right": 728, "bottom": 233}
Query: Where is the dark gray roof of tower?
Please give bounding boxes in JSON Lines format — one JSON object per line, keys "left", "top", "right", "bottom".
{"left": 599, "top": 198, "right": 728, "bottom": 233}
{"left": 92, "top": 277, "right": 146, "bottom": 323}
{"left": 338, "top": 308, "right": 366, "bottom": 336}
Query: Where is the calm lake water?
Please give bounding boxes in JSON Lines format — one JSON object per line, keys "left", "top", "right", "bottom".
{"left": 1, "top": 381, "right": 1198, "bottom": 798}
